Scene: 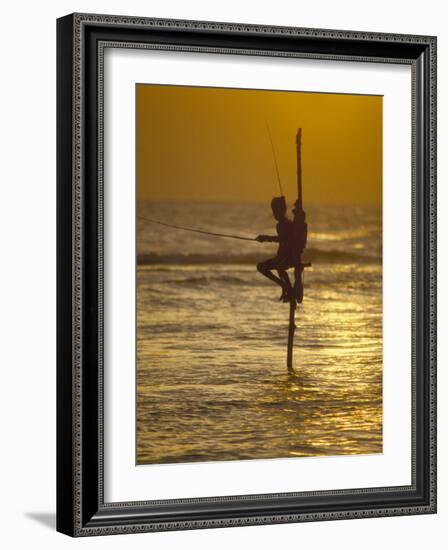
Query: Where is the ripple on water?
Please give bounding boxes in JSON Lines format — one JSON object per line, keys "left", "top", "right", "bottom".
{"left": 137, "top": 262, "right": 382, "bottom": 464}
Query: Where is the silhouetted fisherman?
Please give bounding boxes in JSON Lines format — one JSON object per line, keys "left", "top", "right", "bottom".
{"left": 257, "top": 196, "right": 307, "bottom": 303}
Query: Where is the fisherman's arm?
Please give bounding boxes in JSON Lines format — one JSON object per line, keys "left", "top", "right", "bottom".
{"left": 256, "top": 235, "right": 279, "bottom": 243}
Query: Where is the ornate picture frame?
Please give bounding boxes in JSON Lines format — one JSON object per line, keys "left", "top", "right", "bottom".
{"left": 57, "top": 13, "right": 436, "bottom": 536}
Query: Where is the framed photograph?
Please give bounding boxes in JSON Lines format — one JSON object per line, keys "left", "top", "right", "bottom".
{"left": 57, "top": 13, "right": 437, "bottom": 536}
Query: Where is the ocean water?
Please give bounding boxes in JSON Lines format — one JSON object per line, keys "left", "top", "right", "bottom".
{"left": 136, "top": 201, "right": 382, "bottom": 464}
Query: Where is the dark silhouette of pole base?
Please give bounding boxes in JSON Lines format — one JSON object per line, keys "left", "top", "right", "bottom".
{"left": 286, "top": 263, "right": 311, "bottom": 372}
{"left": 287, "top": 298, "right": 296, "bottom": 372}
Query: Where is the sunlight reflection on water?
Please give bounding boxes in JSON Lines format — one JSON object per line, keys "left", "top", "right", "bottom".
{"left": 137, "top": 261, "right": 382, "bottom": 464}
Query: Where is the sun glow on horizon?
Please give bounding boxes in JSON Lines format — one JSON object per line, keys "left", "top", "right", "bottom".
{"left": 137, "top": 84, "right": 382, "bottom": 207}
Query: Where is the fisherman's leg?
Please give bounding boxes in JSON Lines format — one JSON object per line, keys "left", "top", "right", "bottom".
{"left": 294, "top": 265, "right": 304, "bottom": 303}
{"left": 278, "top": 269, "right": 292, "bottom": 288}
{"left": 257, "top": 259, "right": 284, "bottom": 287}
{"left": 278, "top": 268, "right": 293, "bottom": 302}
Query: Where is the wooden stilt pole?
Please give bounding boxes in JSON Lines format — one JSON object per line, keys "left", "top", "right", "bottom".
{"left": 287, "top": 299, "right": 296, "bottom": 372}
{"left": 286, "top": 127, "right": 302, "bottom": 373}
{"left": 296, "top": 128, "right": 303, "bottom": 209}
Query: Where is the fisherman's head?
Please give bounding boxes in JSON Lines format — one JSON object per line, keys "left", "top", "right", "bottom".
{"left": 270, "top": 196, "right": 287, "bottom": 221}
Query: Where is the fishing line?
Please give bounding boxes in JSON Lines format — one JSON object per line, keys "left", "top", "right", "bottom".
{"left": 265, "top": 120, "right": 284, "bottom": 197}
{"left": 138, "top": 215, "right": 257, "bottom": 242}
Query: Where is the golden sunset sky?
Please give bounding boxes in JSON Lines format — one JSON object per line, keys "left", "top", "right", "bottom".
{"left": 136, "top": 84, "right": 382, "bottom": 206}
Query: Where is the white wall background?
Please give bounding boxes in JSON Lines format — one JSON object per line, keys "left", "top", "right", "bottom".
{"left": 0, "top": 1, "right": 445, "bottom": 548}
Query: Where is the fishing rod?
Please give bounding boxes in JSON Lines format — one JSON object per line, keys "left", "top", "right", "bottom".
{"left": 138, "top": 123, "right": 287, "bottom": 243}
{"left": 138, "top": 215, "right": 257, "bottom": 242}
{"left": 265, "top": 120, "right": 284, "bottom": 197}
